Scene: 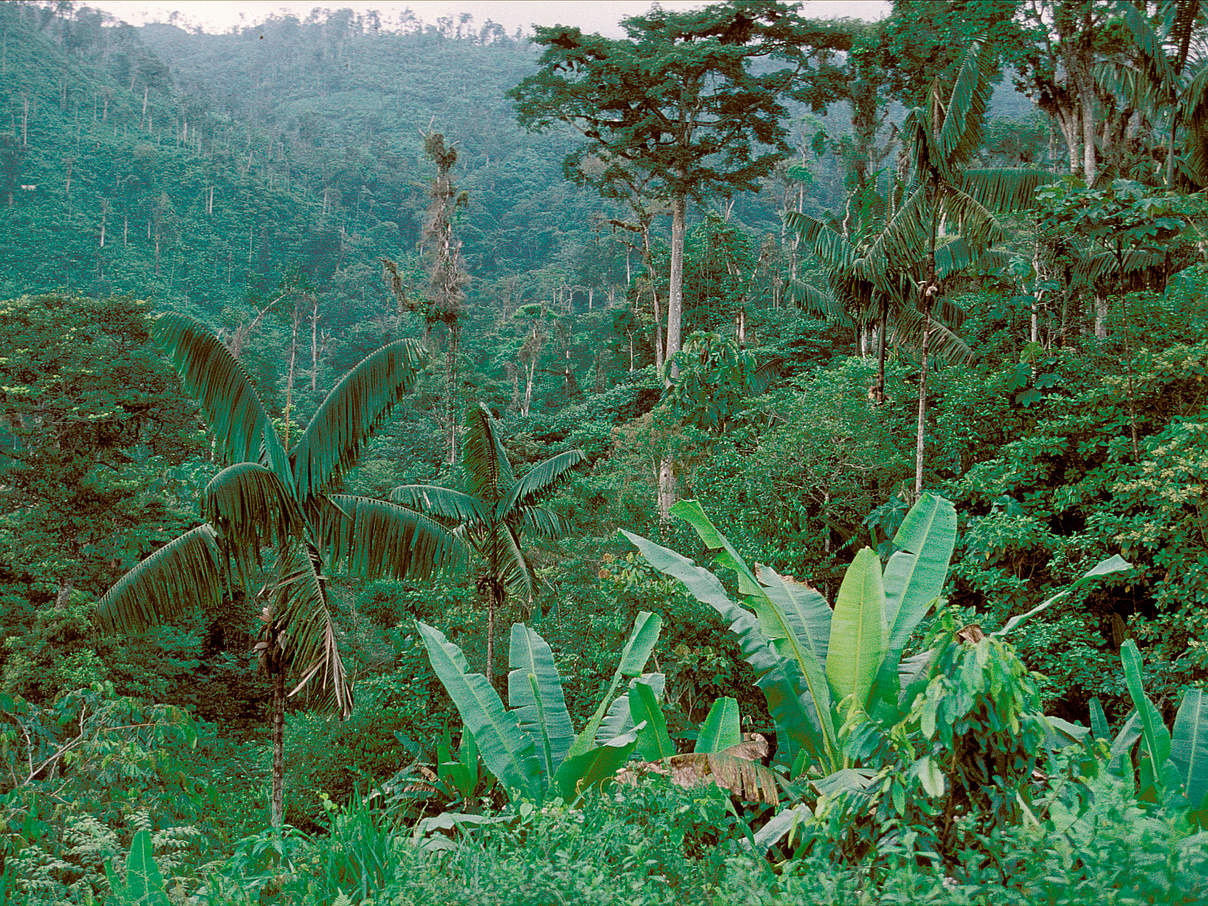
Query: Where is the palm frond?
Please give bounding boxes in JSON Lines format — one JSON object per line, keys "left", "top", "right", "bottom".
{"left": 506, "top": 450, "right": 586, "bottom": 513}
{"left": 291, "top": 338, "right": 425, "bottom": 502}
{"left": 319, "top": 494, "right": 466, "bottom": 582}
{"left": 202, "top": 463, "right": 306, "bottom": 579}
{"left": 1121, "top": 0, "right": 1180, "bottom": 97}
{"left": 515, "top": 505, "right": 573, "bottom": 541}
{"left": 390, "top": 484, "right": 490, "bottom": 526}
{"left": 268, "top": 541, "right": 352, "bottom": 718}
{"left": 494, "top": 524, "right": 534, "bottom": 600}
{"left": 891, "top": 307, "right": 973, "bottom": 364}
{"left": 936, "top": 184, "right": 1005, "bottom": 251}
{"left": 960, "top": 168, "right": 1053, "bottom": 214}
{"left": 1071, "top": 249, "right": 1167, "bottom": 283}
{"left": 785, "top": 212, "right": 856, "bottom": 268}
{"left": 790, "top": 278, "right": 851, "bottom": 322}
{"left": 862, "top": 185, "right": 930, "bottom": 273}
{"left": 154, "top": 313, "right": 291, "bottom": 482}
{"left": 939, "top": 43, "right": 994, "bottom": 170}
{"left": 1179, "top": 59, "right": 1208, "bottom": 123}
{"left": 462, "top": 403, "right": 515, "bottom": 503}
{"left": 98, "top": 525, "right": 224, "bottom": 634}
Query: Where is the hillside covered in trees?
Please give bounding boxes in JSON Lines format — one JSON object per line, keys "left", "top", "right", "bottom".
{"left": 3, "top": 1, "right": 1208, "bottom": 903}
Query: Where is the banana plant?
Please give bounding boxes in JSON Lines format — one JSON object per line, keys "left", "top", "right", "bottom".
{"left": 1111, "top": 640, "right": 1208, "bottom": 823}
{"left": 417, "top": 611, "right": 662, "bottom": 803}
{"left": 623, "top": 494, "right": 959, "bottom": 776}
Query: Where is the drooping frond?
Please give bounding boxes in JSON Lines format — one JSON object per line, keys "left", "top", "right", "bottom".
{"left": 960, "top": 168, "right": 1054, "bottom": 214}
{"left": 938, "top": 43, "right": 994, "bottom": 171}
{"left": 318, "top": 494, "right": 466, "bottom": 582}
{"left": 291, "top": 338, "right": 425, "bottom": 502}
{"left": 390, "top": 484, "right": 490, "bottom": 527}
{"left": 201, "top": 463, "right": 306, "bottom": 578}
{"left": 933, "top": 238, "right": 979, "bottom": 281}
{"left": 515, "top": 505, "right": 573, "bottom": 541}
{"left": 506, "top": 449, "right": 586, "bottom": 512}
{"left": 269, "top": 542, "right": 352, "bottom": 718}
{"left": 1121, "top": 0, "right": 1180, "bottom": 96}
{"left": 863, "top": 185, "right": 930, "bottom": 273}
{"left": 891, "top": 307, "right": 973, "bottom": 364}
{"left": 462, "top": 403, "right": 515, "bottom": 503}
{"left": 784, "top": 211, "right": 856, "bottom": 268}
{"left": 791, "top": 279, "right": 850, "bottom": 322}
{"left": 1071, "top": 249, "right": 1168, "bottom": 284}
{"left": 494, "top": 524, "right": 534, "bottom": 600}
{"left": 98, "top": 525, "right": 224, "bottom": 634}
{"left": 936, "top": 184, "right": 1005, "bottom": 252}
{"left": 154, "top": 313, "right": 291, "bottom": 482}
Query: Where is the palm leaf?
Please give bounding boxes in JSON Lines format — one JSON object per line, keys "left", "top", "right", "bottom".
{"left": 291, "top": 338, "right": 424, "bottom": 502}
{"left": 959, "top": 168, "right": 1053, "bottom": 214}
{"left": 390, "top": 484, "right": 490, "bottom": 527}
{"left": 515, "top": 505, "right": 572, "bottom": 541}
{"left": 463, "top": 403, "right": 516, "bottom": 503}
{"left": 318, "top": 494, "right": 465, "bottom": 582}
{"left": 790, "top": 279, "right": 850, "bottom": 322}
{"left": 890, "top": 307, "right": 973, "bottom": 364}
{"left": 506, "top": 449, "right": 586, "bottom": 512}
{"left": 938, "top": 43, "right": 993, "bottom": 171}
{"left": 154, "top": 312, "right": 291, "bottom": 483}
{"left": 98, "top": 525, "right": 224, "bottom": 634}
{"left": 268, "top": 541, "right": 352, "bottom": 718}
{"left": 201, "top": 463, "right": 306, "bottom": 579}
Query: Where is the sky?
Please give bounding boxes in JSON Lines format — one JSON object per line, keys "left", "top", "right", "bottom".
{"left": 87, "top": 1, "right": 891, "bottom": 37}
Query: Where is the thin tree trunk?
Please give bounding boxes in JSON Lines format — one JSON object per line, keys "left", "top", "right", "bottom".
{"left": 915, "top": 205, "right": 939, "bottom": 499}
{"left": 1094, "top": 293, "right": 1108, "bottom": 338}
{"left": 666, "top": 195, "right": 686, "bottom": 381}
{"left": 271, "top": 667, "right": 285, "bottom": 829}
{"left": 309, "top": 295, "right": 319, "bottom": 392}
{"left": 447, "top": 327, "right": 459, "bottom": 466}
{"left": 657, "top": 458, "right": 675, "bottom": 523}
{"left": 874, "top": 307, "right": 888, "bottom": 406}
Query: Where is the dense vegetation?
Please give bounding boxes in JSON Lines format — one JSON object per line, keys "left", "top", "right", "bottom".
{"left": 3, "top": 0, "right": 1208, "bottom": 902}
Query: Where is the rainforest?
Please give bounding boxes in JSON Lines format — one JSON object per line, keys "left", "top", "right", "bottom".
{"left": 2, "top": 0, "right": 1208, "bottom": 903}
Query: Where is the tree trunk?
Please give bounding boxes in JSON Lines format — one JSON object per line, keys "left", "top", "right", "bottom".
{"left": 1094, "top": 294, "right": 1108, "bottom": 338}
{"left": 270, "top": 666, "right": 285, "bottom": 829}
{"left": 447, "top": 326, "right": 459, "bottom": 466}
{"left": 666, "top": 195, "right": 686, "bottom": 381}
{"left": 874, "top": 307, "right": 888, "bottom": 406}
{"left": 915, "top": 206, "right": 939, "bottom": 500}
{"left": 310, "top": 295, "right": 319, "bottom": 392}
{"left": 657, "top": 458, "right": 675, "bottom": 523}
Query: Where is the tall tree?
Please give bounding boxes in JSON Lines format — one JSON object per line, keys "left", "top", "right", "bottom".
{"left": 512, "top": 1, "right": 811, "bottom": 519}
{"left": 98, "top": 314, "right": 460, "bottom": 827}
{"left": 383, "top": 131, "right": 469, "bottom": 466}
{"left": 392, "top": 404, "right": 584, "bottom": 689}
{"left": 867, "top": 44, "right": 1052, "bottom": 496}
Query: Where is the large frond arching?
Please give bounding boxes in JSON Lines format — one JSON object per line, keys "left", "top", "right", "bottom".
{"left": 939, "top": 43, "right": 994, "bottom": 171}
{"left": 515, "top": 505, "right": 573, "bottom": 541}
{"left": 390, "top": 484, "right": 491, "bottom": 526}
{"left": 202, "top": 463, "right": 306, "bottom": 578}
{"left": 891, "top": 307, "right": 973, "bottom": 364}
{"left": 269, "top": 541, "right": 352, "bottom": 718}
{"left": 959, "top": 168, "right": 1054, "bottom": 214}
{"left": 291, "top": 338, "right": 425, "bottom": 503}
{"left": 462, "top": 404, "right": 516, "bottom": 503}
{"left": 318, "top": 494, "right": 466, "bottom": 581}
{"left": 154, "top": 313, "right": 291, "bottom": 483}
{"left": 98, "top": 525, "right": 224, "bottom": 634}
{"left": 507, "top": 450, "right": 586, "bottom": 513}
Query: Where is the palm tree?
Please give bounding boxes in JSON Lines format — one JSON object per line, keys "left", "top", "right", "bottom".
{"left": 392, "top": 403, "right": 585, "bottom": 689}
{"left": 865, "top": 43, "right": 1052, "bottom": 497}
{"left": 98, "top": 313, "right": 461, "bottom": 827}
{"left": 787, "top": 200, "right": 974, "bottom": 407}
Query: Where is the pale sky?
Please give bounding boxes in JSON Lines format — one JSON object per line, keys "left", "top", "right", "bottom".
{"left": 87, "top": 1, "right": 890, "bottom": 36}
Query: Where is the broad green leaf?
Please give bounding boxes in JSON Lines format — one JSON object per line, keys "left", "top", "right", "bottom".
{"left": 629, "top": 683, "right": 674, "bottom": 761}
{"left": 1089, "top": 697, "right": 1110, "bottom": 741}
{"left": 122, "top": 830, "right": 171, "bottom": 906}
{"left": 595, "top": 674, "right": 664, "bottom": 745}
{"left": 622, "top": 528, "right": 836, "bottom": 769}
{"left": 569, "top": 610, "right": 662, "bottom": 758}
{"left": 1171, "top": 689, "right": 1208, "bottom": 810}
{"left": 883, "top": 492, "right": 956, "bottom": 651}
{"left": 825, "top": 548, "right": 887, "bottom": 711}
{"left": 507, "top": 624, "right": 574, "bottom": 775}
{"left": 755, "top": 564, "right": 831, "bottom": 662}
{"left": 1121, "top": 640, "right": 1172, "bottom": 785}
{"left": 554, "top": 729, "right": 638, "bottom": 802}
{"left": 417, "top": 621, "right": 543, "bottom": 799}
{"left": 695, "top": 697, "right": 741, "bottom": 754}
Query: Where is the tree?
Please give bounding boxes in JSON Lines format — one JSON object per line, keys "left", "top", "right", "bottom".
{"left": 511, "top": 1, "right": 810, "bottom": 378}
{"left": 391, "top": 404, "right": 584, "bottom": 688}
{"left": 384, "top": 131, "right": 469, "bottom": 466}
{"left": 867, "top": 43, "right": 1051, "bottom": 497}
{"left": 98, "top": 314, "right": 460, "bottom": 827}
